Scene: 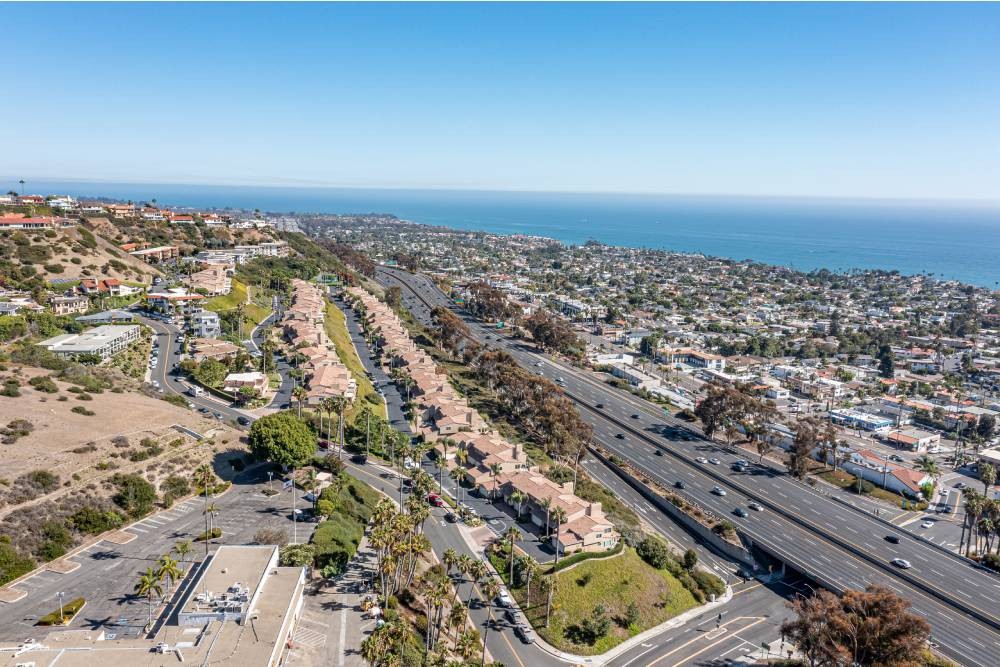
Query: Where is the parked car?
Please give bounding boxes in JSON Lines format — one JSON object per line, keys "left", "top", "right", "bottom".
{"left": 495, "top": 590, "right": 513, "bottom": 608}
{"left": 654, "top": 449, "right": 663, "bottom": 456}
{"left": 920, "top": 520, "right": 935, "bottom": 529}
{"left": 631, "top": 413, "right": 640, "bottom": 419}
{"left": 514, "top": 624, "right": 536, "bottom": 644}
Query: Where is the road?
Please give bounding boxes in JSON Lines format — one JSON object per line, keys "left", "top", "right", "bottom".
{"left": 376, "top": 265, "right": 1000, "bottom": 667}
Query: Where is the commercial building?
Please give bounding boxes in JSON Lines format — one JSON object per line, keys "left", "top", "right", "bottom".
{"left": 884, "top": 428, "right": 941, "bottom": 452}
{"left": 38, "top": 325, "right": 141, "bottom": 360}
{"left": 829, "top": 408, "right": 894, "bottom": 432}
{"left": 0, "top": 545, "right": 306, "bottom": 667}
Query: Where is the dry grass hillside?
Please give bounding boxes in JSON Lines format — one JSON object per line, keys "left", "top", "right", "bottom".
{"left": 0, "top": 223, "right": 160, "bottom": 286}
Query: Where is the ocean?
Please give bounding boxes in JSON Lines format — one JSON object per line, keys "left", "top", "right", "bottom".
{"left": 22, "top": 180, "right": 1000, "bottom": 288}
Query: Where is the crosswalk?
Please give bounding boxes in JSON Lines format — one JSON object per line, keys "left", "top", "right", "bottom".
{"left": 293, "top": 625, "right": 327, "bottom": 649}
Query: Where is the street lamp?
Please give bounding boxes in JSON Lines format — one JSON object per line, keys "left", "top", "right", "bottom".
{"left": 267, "top": 471, "right": 273, "bottom": 494}
{"left": 56, "top": 591, "right": 65, "bottom": 624}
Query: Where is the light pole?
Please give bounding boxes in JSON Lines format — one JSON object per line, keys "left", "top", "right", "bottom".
{"left": 291, "top": 468, "right": 297, "bottom": 545}
{"left": 56, "top": 591, "right": 65, "bottom": 624}
{"left": 267, "top": 471, "right": 273, "bottom": 494}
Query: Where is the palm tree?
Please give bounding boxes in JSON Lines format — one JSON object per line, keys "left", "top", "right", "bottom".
{"left": 915, "top": 455, "right": 941, "bottom": 482}
{"left": 467, "top": 559, "right": 488, "bottom": 606}
{"left": 519, "top": 555, "right": 537, "bottom": 605}
{"left": 981, "top": 462, "right": 997, "bottom": 494}
{"left": 156, "top": 554, "right": 183, "bottom": 598}
{"left": 331, "top": 395, "right": 347, "bottom": 459}
{"left": 455, "top": 628, "right": 479, "bottom": 661}
{"left": 539, "top": 574, "right": 557, "bottom": 627}
{"left": 204, "top": 503, "right": 220, "bottom": 534}
{"left": 540, "top": 497, "right": 552, "bottom": 537}
{"left": 480, "top": 577, "right": 501, "bottom": 666}
{"left": 442, "top": 548, "right": 460, "bottom": 577}
{"left": 449, "top": 467, "right": 465, "bottom": 503}
{"left": 550, "top": 506, "right": 568, "bottom": 566}
{"left": 135, "top": 567, "right": 163, "bottom": 629}
{"left": 172, "top": 539, "right": 192, "bottom": 565}
{"left": 292, "top": 386, "right": 307, "bottom": 418}
{"left": 503, "top": 526, "right": 522, "bottom": 584}
{"left": 509, "top": 490, "right": 527, "bottom": 521}
{"left": 488, "top": 462, "right": 502, "bottom": 503}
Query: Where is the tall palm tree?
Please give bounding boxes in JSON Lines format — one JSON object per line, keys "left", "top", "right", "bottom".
{"left": 479, "top": 578, "right": 501, "bottom": 667}
{"left": 456, "top": 553, "right": 474, "bottom": 601}
{"left": 156, "top": 554, "right": 183, "bottom": 598}
{"left": 509, "top": 490, "right": 527, "bottom": 521}
{"left": 204, "top": 503, "right": 220, "bottom": 534}
{"left": 172, "top": 539, "right": 192, "bottom": 565}
{"left": 540, "top": 497, "right": 552, "bottom": 537}
{"left": 292, "top": 386, "right": 307, "bottom": 418}
{"left": 519, "top": 555, "right": 537, "bottom": 605}
{"left": 449, "top": 467, "right": 465, "bottom": 503}
{"left": 539, "top": 574, "right": 557, "bottom": 627}
{"left": 467, "top": 559, "right": 488, "bottom": 606}
{"left": 489, "top": 462, "right": 502, "bottom": 503}
{"left": 503, "top": 526, "right": 522, "bottom": 584}
{"left": 442, "top": 548, "right": 459, "bottom": 577}
{"left": 135, "top": 567, "right": 163, "bottom": 629}
{"left": 981, "top": 462, "right": 997, "bottom": 495}
{"left": 551, "top": 506, "right": 568, "bottom": 566}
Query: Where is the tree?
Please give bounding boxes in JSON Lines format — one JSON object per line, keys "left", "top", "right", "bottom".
{"left": 977, "top": 414, "right": 997, "bottom": 441}
{"left": 156, "top": 554, "right": 183, "bottom": 597}
{"left": 503, "top": 526, "right": 522, "bottom": 583}
{"left": 877, "top": 344, "right": 895, "bottom": 379}
{"left": 682, "top": 548, "right": 698, "bottom": 570}
{"left": 111, "top": 473, "right": 157, "bottom": 517}
{"left": 781, "top": 584, "right": 930, "bottom": 667}
{"left": 135, "top": 567, "right": 164, "bottom": 629}
{"left": 551, "top": 506, "right": 568, "bottom": 566}
{"left": 488, "top": 462, "right": 502, "bottom": 502}
{"left": 247, "top": 412, "right": 315, "bottom": 467}
{"left": 914, "top": 455, "right": 941, "bottom": 483}
{"left": 981, "top": 462, "right": 997, "bottom": 495}
{"left": 540, "top": 574, "right": 557, "bottom": 627}
{"left": 292, "top": 385, "right": 307, "bottom": 418}
{"left": 788, "top": 417, "right": 831, "bottom": 480}
{"left": 172, "top": 539, "right": 192, "bottom": 564}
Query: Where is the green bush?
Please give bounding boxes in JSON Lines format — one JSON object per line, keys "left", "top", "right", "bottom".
{"left": 161, "top": 475, "right": 190, "bottom": 498}
{"left": 0, "top": 540, "right": 36, "bottom": 586}
{"left": 71, "top": 405, "right": 95, "bottom": 416}
{"left": 28, "top": 375, "right": 59, "bottom": 393}
{"left": 69, "top": 506, "right": 124, "bottom": 535}
{"left": 636, "top": 536, "right": 673, "bottom": 570}
{"left": 111, "top": 473, "right": 157, "bottom": 517}
{"left": 39, "top": 521, "right": 73, "bottom": 561}
{"left": 546, "top": 540, "right": 623, "bottom": 574}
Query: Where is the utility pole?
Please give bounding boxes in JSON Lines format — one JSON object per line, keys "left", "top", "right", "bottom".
{"left": 291, "top": 468, "right": 297, "bottom": 545}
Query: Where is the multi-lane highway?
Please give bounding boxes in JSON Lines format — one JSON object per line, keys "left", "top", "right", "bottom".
{"left": 376, "top": 265, "right": 1000, "bottom": 666}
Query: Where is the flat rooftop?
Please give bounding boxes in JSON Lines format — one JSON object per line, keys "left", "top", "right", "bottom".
{"left": 38, "top": 325, "right": 139, "bottom": 353}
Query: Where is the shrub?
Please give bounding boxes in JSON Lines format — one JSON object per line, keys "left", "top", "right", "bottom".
{"left": 69, "top": 506, "right": 124, "bottom": 535}
{"left": 636, "top": 535, "right": 674, "bottom": 569}
{"left": 1, "top": 377, "right": 21, "bottom": 397}
{"left": 28, "top": 375, "right": 59, "bottom": 393}
{"left": 0, "top": 540, "right": 36, "bottom": 586}
{"left": 39, "top": 521, "right": 73, "bottom": 561}
{"left": 195, "top": 527, "right": 222, "bottom": 542}
{"left": 26, "top": 469, "right": 60, "bottom": 493}
{"left": 2, "top": 418, "right": 34, "bottom": 444}
{"left": 161, "top": 475, "right": 190, "bottom": 498}
{"left": 683, "top": 548, "right": 698, "bottom": 570}
{"left": 110, "top": 473, "right": 157, "bottom": 517}
{"left": 254, "top": 526, "right": 289, "bottom": 545}
{"left": 71, "top": 406, "right": 95, "bottom": 416}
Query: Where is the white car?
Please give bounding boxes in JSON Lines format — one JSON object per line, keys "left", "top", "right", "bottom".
{"left": 891, "top": 558, "right": 912, "bottom": 569}
{"left": 711, "top": 486, "right": 727, "bottom": 496}
{"left": 708, "top": 458, "right": 722, "bottom": 465}
{"left": 495, "top": 591, "right": 513, "bottom": 608}
{"left": 920, "top": 520, "right": 935, "bottom": 529}
{"left": 403, "top": 457, "right": 416, "bottom": 470}
{"left": 695, "top": 457, "right": 709, "bottom": 464}
{"left": 534, "top": 362, "right": 543, "bottom": 367}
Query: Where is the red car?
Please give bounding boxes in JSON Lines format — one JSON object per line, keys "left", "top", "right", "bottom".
{"left": 318, "top": 440, "right": 331, "bottom": 450}
{"left": 427, "top": 493, "right": 445, "bottom": 508}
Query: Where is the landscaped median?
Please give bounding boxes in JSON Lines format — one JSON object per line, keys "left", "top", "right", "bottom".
{"left": 324, "top": 300, "right": 387, "bottom": 421}
{"left": 488, "top": 541, "right": 709, "bottom": 655}
{"left": 36, "top": 596, "right": 86, "bottom": 626}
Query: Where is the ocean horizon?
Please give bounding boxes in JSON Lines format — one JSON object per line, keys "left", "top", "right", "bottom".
{"left": 17, "top": 179, "right": 1000, "bottom": 288}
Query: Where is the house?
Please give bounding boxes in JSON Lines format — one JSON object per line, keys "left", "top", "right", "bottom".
{"left": 189, "top": 337, "right": 242, "bottom": 362}
{"left": 50, "top": 295, "right": 89, "bottom": 316}
{"left": 188, "top": 264, "right": 232, "bottom": 296}
{"left": 78, "top": 278, "right": 138, "bottom": 297}
{"left": 190, "top": 310, "right": 222, "bottom": 338}
{"left": 223, "top": 371, "right": 269, "bottom": 395}
{"left": 75, "top": 309, "right": 136, "bottom": 325}
{"left": 661, "top": 347, "right": 727, "bottom": 371}
{"left": 129, "top": 245, "right": 178, "bottom": 263}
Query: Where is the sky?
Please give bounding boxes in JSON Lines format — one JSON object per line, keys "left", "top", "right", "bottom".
{"left": 2, "top": 2, "right": 999, "bottom": 201}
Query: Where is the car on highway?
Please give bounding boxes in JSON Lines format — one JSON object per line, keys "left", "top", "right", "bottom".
{"left": 891, "top": 558, "right": 912, "bottom": 569}
{"left": 654, "top": 449, "right": 663, "bottom": 456}
{"left": 748, "top": 502, "right": 763, "bottom": 511}
{"left": 556, "top": 377, "right": 564, "bottom": 383}
{"left": 695, "top": 456, "right": 709, "bottom": 464}
{"left": 674, "top": 480, "right": 686, "bottom": 489}
{"left": 708, "top": 458, "right": 721, "bottom": 465}
{"left": 595, "top": 403, "right": 604, "bottom": 409}
{"left": 885, "top": 535, "right": 900, "bottom": 544}
{"left": 534, "top": 362, "right": 543, "bottom": 367}
{"left": 731, "top": 463, "right": 746, "bottom": 473}
{"left": 615, "top": 433, "right": 626, "bottom": 439}
{"left": 631, "top": 413, "right": 640, "bottom": 419}
{"left": 735, "top": 460, "right": 749, "bottom": 467}
{"left": 733, "top": 507, "right": 749, "bottom": 518}
{"left": 711, "top": 486, "right": 727, "bottom": 496}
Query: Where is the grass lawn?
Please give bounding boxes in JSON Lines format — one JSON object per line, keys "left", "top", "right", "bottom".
{"left": 323, "top": 302, "right": 387, "bottom": 422}
{"left": 512, "top": 548, "right": 698, "bottom": 655}
{"left": 817, "top": 468, "right": 926, "bottom": 509}
{"left": 204, "top": 278, "right": 269, "bottom": 327}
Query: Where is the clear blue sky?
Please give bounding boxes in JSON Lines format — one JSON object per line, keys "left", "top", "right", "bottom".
{"left": 3, "top": 2, "right": 999, "bottom": 200}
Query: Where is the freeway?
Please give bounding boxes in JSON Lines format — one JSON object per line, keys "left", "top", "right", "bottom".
{"left": 376, "top": 265, "right": 1000, "bottom": 667}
